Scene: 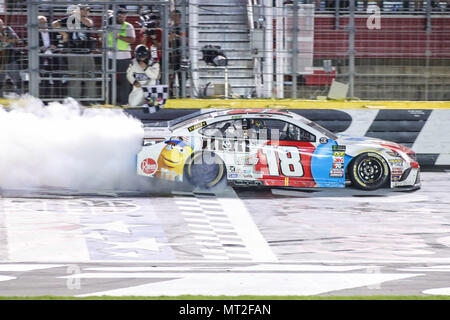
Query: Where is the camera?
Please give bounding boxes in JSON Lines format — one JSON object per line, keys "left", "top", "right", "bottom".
{"left": 140, "top": 9, "right": 160, "bottom": 39}
{"left": 144, "top": 20, "right": 158, "bottom": 29}
{"left": 146, "top": 29, "right": 157, "bottom": 38}
{"left": 144, "top": 21, "right": 158, "bottom": 39}
{"left": 201, "top": 45, "right": 228, "bottom": 67}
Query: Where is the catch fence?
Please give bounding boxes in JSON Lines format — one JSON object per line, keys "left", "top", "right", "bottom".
{"left": 0, "top": 0, "right": 448, "bottom": 103}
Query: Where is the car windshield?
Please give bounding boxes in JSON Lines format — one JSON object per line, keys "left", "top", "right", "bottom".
{"left": 169, "top": 110, "right": 217, "bottom": 131}
{"left": 308, "top": 121, "right": 338, "bottom": 140}
{"left": 289, "top": 113, "right": 338, "bottom": 140}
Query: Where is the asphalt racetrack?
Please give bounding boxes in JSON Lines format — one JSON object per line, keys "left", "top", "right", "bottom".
{"left": 0, "top": 170, "right": 449, "bottom": 297}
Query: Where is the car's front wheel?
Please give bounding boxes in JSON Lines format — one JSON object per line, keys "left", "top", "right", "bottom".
{"left": 184, "top": 151, "right": 226, "bottom": 189}
{"left": 349, "top": 152, "right": 390, "bottom": 190}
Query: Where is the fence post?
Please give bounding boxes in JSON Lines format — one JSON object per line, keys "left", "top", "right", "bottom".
{"left": 291, "top": 0, "right": 298, "bottom": 99}
{"left": 160, "top": 3, "right": 169, "bottom": 86}
{"left": 180, "top": 0, "right": 187, "bottom": 98}
{"left": 110, "top": 2, "right": 118, "bottom": 106}
{"left": 27, "top": 1, "right": 40, "bottom": 98}
{"left": 348, "top": 0, "right": 355, "bottom": 99}
{"left": 425, "top": 0, "right": 432, "bottom": 34}
{"left": 275, "top": 0, "right": 284, "bottom": 99}
{"left": 263, "top": 0, "right": 273, "bottom": 98}
{"left": 189, "top": 0, "right": 200, "bottom": 98}
{"left": 425, "top": 0, "right": 432, "bottom": 101}
{"left": 334, "top": 0, "right": 340, "bottom": 30}
{"left": 101, "top": 2, "right": 108, "bottom": 103}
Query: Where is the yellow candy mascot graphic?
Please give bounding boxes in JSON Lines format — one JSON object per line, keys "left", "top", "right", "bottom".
{"left": 156, "top": 140, "right": 193, "bottom": 181}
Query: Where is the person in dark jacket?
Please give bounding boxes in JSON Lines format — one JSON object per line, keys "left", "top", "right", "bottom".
{"left": 65, "top": 4, "right": 98, "bottom": 102}
{"left": 51, "top": 5, "right": 79, "bottom": 98}
{"left": 0, "top": 18, "right": 22, "bottom": 97}
{"left": 38, "top": 15, "right": 58, "bottom": 98}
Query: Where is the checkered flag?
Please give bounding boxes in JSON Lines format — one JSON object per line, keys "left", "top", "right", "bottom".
{"left": 142, "top": 85, "right": 169, "bottom": 113}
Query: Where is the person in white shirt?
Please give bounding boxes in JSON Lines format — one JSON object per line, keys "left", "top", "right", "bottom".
{"left": 107, "top": 7, "right": 136, "bottom": 105}
{"left": 127, "top": 44, "right": 160, "bottom": 108}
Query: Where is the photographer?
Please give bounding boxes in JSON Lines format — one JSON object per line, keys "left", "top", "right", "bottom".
{"left": 51, "top": 4, "right": 79, "bottom": 98}
{"left": 139, "top": 10, "right": 162, "bottom": 63}
{"left": 0, "top": 18, "right": 22, "bottom": 97}
{"left": 66, "top": 4, "right": 98, "bottom": 102}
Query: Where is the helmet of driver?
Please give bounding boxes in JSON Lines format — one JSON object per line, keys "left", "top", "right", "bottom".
{"left": 134, "top": 44, "right": 150, "bottom": 60}
{"left": 252, "top": 119, "right": 265, "bottom": 129}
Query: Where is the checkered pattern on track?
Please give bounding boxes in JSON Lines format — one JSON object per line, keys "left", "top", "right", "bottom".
{"left": 174, "top": 191, "right": 252, "bottom": 260}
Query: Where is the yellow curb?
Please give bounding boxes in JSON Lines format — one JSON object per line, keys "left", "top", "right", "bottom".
{"left": 1, "top": 98, "right": 450, "bottom": 110}
{"left": 163, "top": 99, "right": 450, "bottom": 110}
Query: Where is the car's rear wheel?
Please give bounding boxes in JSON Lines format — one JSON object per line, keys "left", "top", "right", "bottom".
{"left": 349, "top": 152, "right": 389, "bottom": 190}
{"left": 184, "top": 151, "right": 226, "bottom": 189}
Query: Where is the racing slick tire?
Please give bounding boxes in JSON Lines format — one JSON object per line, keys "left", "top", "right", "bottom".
{"left": 349, "top": 152, "right": 390, "bottom": 191}
{"left": 184, "top": 151, "right": 226, "bottom": 189}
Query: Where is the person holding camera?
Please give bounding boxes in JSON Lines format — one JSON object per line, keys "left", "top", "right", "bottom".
{"left": 65, "top": 4, "right": 98, "bottom": 102}
{"left": 139, "top": 11, "right": 162, "bottom": 63}
{"left": 0, "top": 18, "right": 22, "bottom": 97}
{"left": 126, "top": 44, "right": 160, "bottom": 109}
{"left": 51, "top": 4, "right": 80, "bottom": 98}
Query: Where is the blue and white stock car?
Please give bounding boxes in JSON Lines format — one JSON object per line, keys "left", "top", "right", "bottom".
{"left": 136, "top": 109, "right": 421, "bottom": 191}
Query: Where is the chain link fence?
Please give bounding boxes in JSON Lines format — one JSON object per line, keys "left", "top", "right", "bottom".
{"left": 0, "top": 0, "right": 448, "bottom": 103}
{"left": 1, "top": 0, "right": 178, "bottom": 105}
{"left": 183, "top": 0, "right": 449, "bottom": 101}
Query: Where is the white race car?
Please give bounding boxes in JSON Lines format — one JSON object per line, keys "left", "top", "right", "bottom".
{"left": 136, "top": 109, "right": 420, "bottom": 191}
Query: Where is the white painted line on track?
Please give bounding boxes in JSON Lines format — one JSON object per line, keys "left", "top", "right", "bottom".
{"left": 73, "top": 272, "right": 422, "bottom": 297}
{"left": 423, "top": 288, "right": 450, "bottom": 295}
{"left": 218, "top": 240, "right": 246, "bottom": 246}
{"left": 271, "top": 189, "right": 429, "bottom": 203}
{"left": 196, "top": 242, "right": 221, "bottom": 247}
{"left": 11, "top": 258, "right": 450, "bottom": 264}
{"left": 210, "top": 223, "right": 234, "bottom": 229}
{"left": 184, "top": 218, "right": 209, "bottom": 224}
{"left": 0, "top": 264, "right": 66, "bottom": 272}
{"left": 173, "top": 188, "right": 277, "bottom": 262}
{"left": 83, "top": 267, "right": 213, "bottom": 272}
{"left": 194, "top": 235, "right": 219, "bottom": 241}
{"left": 175, "top": 201, "right": 200, "bottom": 207}
{"left": 82, "top": 264, "right": 380, "bottom": 273}
{"left": 398, "top": 266, "right": 450, "bottom": 272}
{"left": 188, "top": 228, "right": 217, "bottom": 235}
{"left": 231, "top": 264, "right": 378, "bottom": 272}
{"left": 203, "top": 255, "right": 226, "bottom": 260}
{"left": 216, "top": 189, "right": 278, "bottom": 262}
{"left": 0, "top": 275, "right": 16, "bottom": 282}
{"left": 180, "top": 211, "right": 204, "bottom": 218}
{"left": 201, "top": 248, "right": 227, "bottom": 254}
{"left": 227, "top": 255, "right": 252, "bottom": 259}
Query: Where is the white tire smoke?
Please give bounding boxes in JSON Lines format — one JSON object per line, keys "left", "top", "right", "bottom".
{"left": 0, "top": 96, "right": 145, "bottom": 192}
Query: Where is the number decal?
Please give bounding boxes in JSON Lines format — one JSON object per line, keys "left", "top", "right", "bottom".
{"left": 279, "top": 146, "right": 304, "bottom": 177}
{"left": 261, "top": 146, "right": 304, "bottom": 177}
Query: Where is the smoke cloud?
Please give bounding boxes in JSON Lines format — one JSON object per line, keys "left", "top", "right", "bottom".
{"left": 0, "top": 96, "right": 147, "bottom": 193}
